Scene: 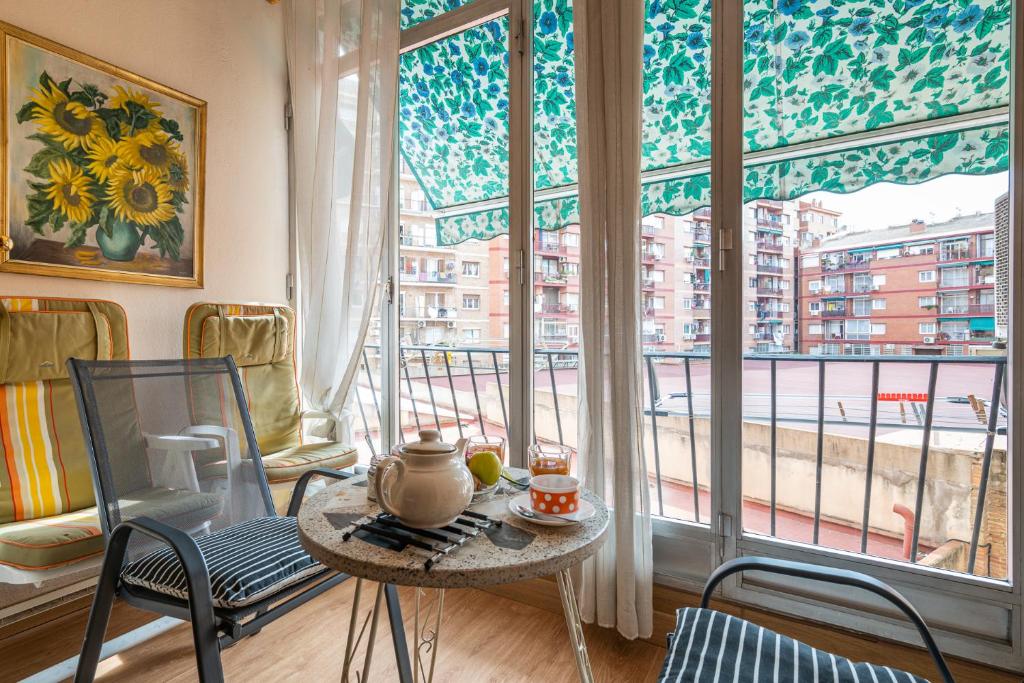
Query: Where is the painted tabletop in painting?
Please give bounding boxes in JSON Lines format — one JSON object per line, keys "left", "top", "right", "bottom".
{"left": 297, "top": 468, "right": 609, "bottom": 589}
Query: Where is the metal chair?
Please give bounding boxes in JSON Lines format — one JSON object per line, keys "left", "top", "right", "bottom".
{"left": 659, "top": 556, "right": 954, "bottom": 683}
{"left": 67, "top": 357, "right": 373, "bottom": 682}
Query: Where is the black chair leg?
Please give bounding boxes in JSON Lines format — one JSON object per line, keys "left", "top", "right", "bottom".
{"left": 385, "top": 584, "right": 413, "bottom": 683}
{"left": 75, "top": 527, "right": 131, "bottom": 682}
{"left": 191, "top": 616, "right": 224, "bottom": 683}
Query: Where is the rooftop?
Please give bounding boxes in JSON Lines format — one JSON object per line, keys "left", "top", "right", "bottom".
{"left": 814, "top": 212, "right": 995, "bottom": 253}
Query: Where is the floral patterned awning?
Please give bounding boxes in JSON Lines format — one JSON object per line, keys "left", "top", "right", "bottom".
{"left": 398, "top": 0, "right": 1013, "bottom": 245}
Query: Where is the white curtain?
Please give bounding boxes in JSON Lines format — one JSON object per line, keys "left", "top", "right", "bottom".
{"left": 284, "top": 0, "right": 398, "bottom": 440}
{"left": 573, "top": 0, "right": 653, "bottom": 640}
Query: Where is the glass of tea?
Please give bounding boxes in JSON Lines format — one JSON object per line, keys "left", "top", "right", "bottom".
{"left": 528, "top": 443, "right": 573, "bottom": 477}
{"left": 464, "top": 435, "right": 506, "bottom": 465}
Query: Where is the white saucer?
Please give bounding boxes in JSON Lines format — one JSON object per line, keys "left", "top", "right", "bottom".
{"left": 507, "top": 492, "right": 596, "bottom": 527}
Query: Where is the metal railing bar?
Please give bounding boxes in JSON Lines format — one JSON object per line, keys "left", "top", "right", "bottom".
{"left": 812, "top": 359, "right": 826, "bottom": 545}
{"left": 441, "top": 351, "right": 464, "bottom": 440}
{"left": 770, "top": 359, "right": 777, "bottom": 537}
{"left": 546, "top": 354, "right": 564, "bottom": 445}
{"left": 362, "top": 348, "right": 383, "bottom": 425}
{"left": 684, "top": 357, "right": 700, "bottom": 524}
{"left": 353, "top": 386, "right": 377, "bottom": 457}
{"left": 860, "top": 360, "right": 880, "bottom": 554}
{"left": 645, "top": 356, "right": 665, "bottom": 517}
{"left": 491, "top": 350, "right": 510, "bottom": 436}
{"left": 419, "top": 348, "right": 442, "bottom": 431}
{"left": 910, "top": 362, "right": 940, "bottom": 564}
{"left": 967, "top": 362, "right": 1004, "bottom": 574}
{"left": 466, "top": 352, "right": 486, "bottom": 436}
{"left": 401, "top": 349, "right": 422, "bottom": 432}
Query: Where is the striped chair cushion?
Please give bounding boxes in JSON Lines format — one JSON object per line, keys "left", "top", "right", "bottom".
{"left": 659, "top": 608, "right": 930, "bottom": 683}
{"left": 121, "top": 516, "right": 325, "bottom": 608}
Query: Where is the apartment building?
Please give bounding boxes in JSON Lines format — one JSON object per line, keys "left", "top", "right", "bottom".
{"left": 797, "top": 213, "right": 997, "bottom": 356}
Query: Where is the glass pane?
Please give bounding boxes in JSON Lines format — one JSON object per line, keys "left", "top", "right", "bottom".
{"left": 400, "top": 0, "right": 475, "bottom": 30}
{"left": 739, "top": 0, "right": 1011, "bottom": 581}
{"left": 397, "top": 23, "right": 511, "bottom": 451}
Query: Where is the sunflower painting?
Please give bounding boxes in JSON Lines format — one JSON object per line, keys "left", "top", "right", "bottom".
{"left": 0, "top": 22, "right": 205, "bottom": 287}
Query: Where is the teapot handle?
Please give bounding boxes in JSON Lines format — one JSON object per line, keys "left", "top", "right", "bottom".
{"left": 374, "top": 456, "right": 404, "bottom": 517}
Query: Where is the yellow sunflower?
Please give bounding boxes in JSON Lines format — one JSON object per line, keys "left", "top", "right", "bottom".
{"left": 106, "top": 168, "right": 175, "bottom": 226}
{"left": 166, "top": 151, "right": 189, "bottom": 193}
{"left": 108, "top": 85, "right": 163, "bottom": 132}
{"left": 45, "top": 158, "right": 95, "bottom": 224}
{"left": 29, "top": 83, "right": 102, "bottom": 150}
{"left": 84, "top": 135, "right": 123, "bottom": 184}
{"left": 116, "top": 131, "right": 179, "bottom": 173}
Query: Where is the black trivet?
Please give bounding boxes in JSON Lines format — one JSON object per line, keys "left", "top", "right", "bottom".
{"left": 341, "top": 509, "right": 502, "bottom": 571}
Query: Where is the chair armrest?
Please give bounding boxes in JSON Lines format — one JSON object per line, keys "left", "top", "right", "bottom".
{"left": 700, "top": 556, "right": 954, "bottom": 683}
{"left": 286, "top": 467, "right": 354, "bottom": 517}
{"left": 145, "top": 434, "right": 221, "bottom": 451}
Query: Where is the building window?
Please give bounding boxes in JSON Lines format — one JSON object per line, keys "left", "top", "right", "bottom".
{"left": 846, "top": 319, "right": 870, "bottom": 340}
{"left": 808, "top": 301, "right": 821, "bottom": 315}
{"left": 876, "top": 246, "right": 901, "bottom": 259}
{"left": 823, "top": 275, "right": 844, "bottom": 293}
{"left": 871, "top": 274, "right": 886, "bottom": 288}
{"left": 462, "top": 294, "right": 481, "bottom": 310}
{"left": 808, "top": 280, "right": 822, "bottom": 293}
{"left": 940, "top": 266, "right": 968, "bottom": 287}
{"left": 918, "top": 296, "right": 936, "bottom": 307}
{"left": 563, "top": 232, "right": 580, "bottom": 248}
{"left": 919, "top": 322, "right": 937, "bottom": 334}
{"left": 852, "top": 297, "right": 871, "bottom": 316}
{"left": 906, "top": 243, "right": 934, "bottom": 256}
{"left": 918, "top": 270, "right": 936, "bottom": 283}
{"left": 560, "top": 262, "right": 580, "bottom": 277}
{"left": 463, "top": 328, "right": 480, "bottom": 341}
{"left": 802, "top": 254, "right": 820, "bottom": 268}
{"left": 462, "top": 261, "right": 480, "bottom": 277}
{"left": 870, "top": 323, "right": 886, "bottom": 335}
{"left": 872, "top": 299, "right": 886, "bottom": 310}
{"left": 808, "top": 323, "right": 823, "bottom": 335}
{"left": 651, "top": 296, "right": 666, "bottom": 310}
{"left": 502, "top": 290, "right": 509, "bottom": 306}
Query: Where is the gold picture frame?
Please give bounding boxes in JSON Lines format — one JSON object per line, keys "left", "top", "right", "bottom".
{"left": 0, "top": 20, "right": 206, "bottom": 288}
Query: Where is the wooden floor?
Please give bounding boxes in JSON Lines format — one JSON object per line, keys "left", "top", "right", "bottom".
{"left": 3, "top": 576, "right": 1021, "bottom": 682}
{"left": 0, "top": 580, "right": 665, "bottom": 682}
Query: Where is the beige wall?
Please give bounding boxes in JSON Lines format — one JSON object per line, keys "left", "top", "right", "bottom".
{"left": 0, "top": 0, "right": 289, "bottom": 358}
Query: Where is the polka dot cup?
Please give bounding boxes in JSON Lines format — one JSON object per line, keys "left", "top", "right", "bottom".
{"left": 528, "top": 474, "right": 580, "bottom": 516}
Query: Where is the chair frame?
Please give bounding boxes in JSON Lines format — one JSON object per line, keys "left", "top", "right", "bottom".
{"left": 66, "top": 357, "right": 396, "bottom": 683}
{"left": 699, "top": 557, "right": 954, "bottom": 683}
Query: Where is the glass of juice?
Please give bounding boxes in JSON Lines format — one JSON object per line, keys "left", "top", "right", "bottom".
{"left": 464, "top": 435, "right": 506, "bottom": 465}
{"left": 528, "top": 443, "right": 573, "bottom": 477}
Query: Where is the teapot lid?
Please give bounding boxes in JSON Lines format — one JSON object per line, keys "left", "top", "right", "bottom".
{"left": 400, "top": 429, "right": 457, "bottom": 455}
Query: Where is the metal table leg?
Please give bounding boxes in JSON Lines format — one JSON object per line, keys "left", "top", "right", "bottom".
{"left": 413, "top": 588, "right": 445, "bottom": 683}
{"left": 556, "top": 569, "right": 594, "bottom": 682}
{"left": 340, "top": 581, "right": 414, "bottom": 683}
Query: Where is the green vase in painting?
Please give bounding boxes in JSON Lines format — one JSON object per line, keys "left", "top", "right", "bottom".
{"left": 96, "top": 219, "right": 142, "bottom": 261}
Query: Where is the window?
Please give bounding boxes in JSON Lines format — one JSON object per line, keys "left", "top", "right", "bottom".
{"left": 846, "top": 319, "right": 870, "bottom": 340}
{"left": 870, "top": 323, "right": 886, "bottom": 335}
{"left": 808, "top": 323, "right": 823, "bottom": 335}
{"left": 852, "top": 297, "right": 871, "bottom": 316}
{"left": 907, "top": 243, "right": 934, "bottom": 256}
{"left": 919, "top": 322, "right": 937, "bottom": 335}
{"left": 808, "top": 301, "right": 821, "bottom": 315}
{"left": 808, "top": 280, "right": 822, "bottom": 293}
{"left": 560, "top": 262, "right": 579, "bottom": 277}
{"left": 918, "top": 296, "right": 936, "bottom": 307}
{"left": 462, "top": 294, "right": 480, "bottom": 310}
{"left": 463, "top": 328, "right": 480, "bottom": 341}
{"left": 979, "top": 233, "right": 995, "bottom": 258}
{"left": 462, "top": 261, "right": 480, "bottom": 277}
{"left": 802, "top": 254, "right": 820, "bottom": 268}
{"left": 940, "top": 266, "right": 968, "bottom": 287}
{"left": 502, "top": 290, "right": 509, "bottom": 306}
{"left": 875, "top": 247, "right": 901, "bottom": 259}
{"left": 651, "top": 296, "right": 666, "bottom": 310}
{"left": 871, "top": 274, "right": 886, "bottom": 288}
{"left": 563, "top": 232, "right": 580, "bottom": 248}
{"left": 918, "top": 270, "right": 936, "bottom": 283}
{"left": 823, "top": 275, "right": 844, "bottom": 293}
{"left": 872, "top": 299, "right": 886, "bottom": 310}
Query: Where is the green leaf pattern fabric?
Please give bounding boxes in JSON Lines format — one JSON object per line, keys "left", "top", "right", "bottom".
{"left": 398, "top": 0, "right": 1013, "bottom": 245}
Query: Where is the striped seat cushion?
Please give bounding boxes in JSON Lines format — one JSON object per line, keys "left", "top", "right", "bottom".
{"left": 121, "top": 516, "right": 325, "bottom": 608}
{"left": 659, "top": 608, "right": 930, "bottom": 683}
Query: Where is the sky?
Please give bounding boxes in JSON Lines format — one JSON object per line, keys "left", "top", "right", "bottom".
{"left": 801, "top": 172, "right": 1010, "bottom": 233}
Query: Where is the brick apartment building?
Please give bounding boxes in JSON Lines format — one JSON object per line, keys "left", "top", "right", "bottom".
{"left": 796, "top": 212, "right": 997, "bottom": 356}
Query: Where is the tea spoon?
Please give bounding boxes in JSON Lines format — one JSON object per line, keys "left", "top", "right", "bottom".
{"left": 514, "top": 504, "right": 576, "bottom": 524}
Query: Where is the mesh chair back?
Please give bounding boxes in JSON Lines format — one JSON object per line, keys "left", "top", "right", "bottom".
{"left": 69, "top": 357, "right": 275, "bottom": 563}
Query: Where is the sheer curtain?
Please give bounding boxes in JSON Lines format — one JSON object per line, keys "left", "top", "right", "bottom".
{"left": 573, "top": 0, "right": 653, "bottom": 640}
{"left": 284, "top": 0, "right": 398, "bottom": 440}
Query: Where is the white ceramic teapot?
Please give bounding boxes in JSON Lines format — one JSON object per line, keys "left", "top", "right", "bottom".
{"left": 373, "top": 429, "right": 474, "bottom": 529}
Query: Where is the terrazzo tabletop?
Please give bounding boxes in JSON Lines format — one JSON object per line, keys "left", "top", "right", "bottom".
{"left": 298, "top": 468, "right": 609, "bottom": 589}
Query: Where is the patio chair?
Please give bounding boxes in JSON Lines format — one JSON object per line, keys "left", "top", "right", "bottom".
{"left": 182, "top": 303, "right": 357, "bottom": 503}
{"left": 0, "top": 296, "right": 128, "bottom": 585}
{"left": 658, "top": 557, "right": 953, "bottom": 683}
{"left": 68, "top": 357, "right": 361, "bottom": 682}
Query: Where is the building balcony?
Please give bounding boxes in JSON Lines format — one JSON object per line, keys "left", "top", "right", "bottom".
{"left": 536, "top": 240, "right": 567, "bottom": 255}
{"left": 822, "top": 260, "right": 870, "bottom": 273}
{"left": 692, "top": 257, "right": 711, "bottom": 269}
{"left": 756, "top": 263, "right": 783, "bottom": 275}
{"left": 537, "top": 303, "right": 577, "bottom": 315}
{"left": 693, "top": 281, "right": 710, "bottom": 292}
{"left": 535, "top": 272, "right": 568, "bottom": 285}
{"left": 756, "top": 286, "right": 783, "bottom": 296}
{"left": 400, "top": 306, "right": 458, "bottom": 320}
{"left": 641, "top": 224, "right": 658, "bottom": 236}
{"left": 694, "top": 333, "right": 711, "bottom": 342}
{"left": 693, "top": 229, "right": 711, "bottom": 244}
{"left": 642, "top": 333, "right": 667, "bottom": 344}
{"left": 400, "top": 271, "right": 458, "bottom": 285}
{"left": 939, "top": 303, "right": 995, "bottom": 315}
{"left": 642, "top": 278, "right": 657, "bottom": 290}
{"left": 756, "top": 239, "right": 784, "bottom": 253}
{"left": 821, "top": 308, "right": 847, "bottom": 318}
{"left": 756, "top": 217, "right": 783, "bottom": 231}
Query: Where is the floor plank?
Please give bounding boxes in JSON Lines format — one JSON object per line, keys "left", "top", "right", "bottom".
{"left": 0, "top": 578, "right": 665, "bottom": 682}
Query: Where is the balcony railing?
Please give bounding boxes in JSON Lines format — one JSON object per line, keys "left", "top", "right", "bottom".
{"left": 536, "top": 241, "right": 567, "bottom": 255}
{"left": 756, "top": 262, "right": 783, "bottom": 274}
{"left": 756, "top": 286, "right": 783, "bottom": 296}
{"left": 400, "top": 235, "right": 450, "bottom": 250}
{"left": 821, "top": 308, "right": 847, "bottom": 318}
{"left": 400, "top": 306, "right": 458, "bottom": 319}
{"left": 354, "top": 345, "right": 1007, "bottom": 578}
{"left": 400, "top": 271, "right": 458, "bottom": 284}
{"left": 535, "top": 272, "right": 568, "bottom": 285}
{"left": 822, "top": 259, "right": 870, "bottom": 273}
{"left": 692, "top": 257, "right": 711, "bottom": 269}
{"left": 939, "top": 303, "right": 995, "bottom": 315}
{"left": 756, "top": 239, "right": 784, "bottom": 253}
{"left": 693, "top": 229, "right": 711, "bottom": 243}
{"left": 693, "top": 281, "right": 711, "bottom": 292}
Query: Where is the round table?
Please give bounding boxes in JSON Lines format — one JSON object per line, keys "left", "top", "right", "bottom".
{"left": 298, "top": 468, "right": 609, "bottom": 682}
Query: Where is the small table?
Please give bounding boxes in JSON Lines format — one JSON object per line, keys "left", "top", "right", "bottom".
{"left": 298, "top": 468, "right": 609, "bottom": 682}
